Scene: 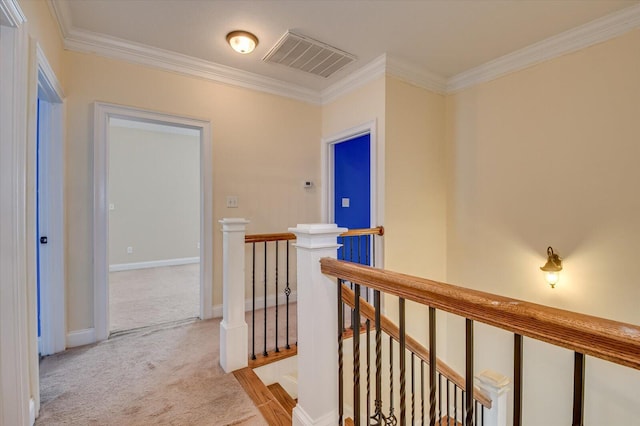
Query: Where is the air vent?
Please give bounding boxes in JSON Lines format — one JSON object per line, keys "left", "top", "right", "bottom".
{"left": 263, "top": 31, "right": 356, "bottom": 78}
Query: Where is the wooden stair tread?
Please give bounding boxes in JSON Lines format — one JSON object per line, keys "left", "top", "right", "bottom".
{"left": 233, "top": 367, "right": 292, "bottom": 426}
{"left": 441, "top": 416, "right": 462, "bottom": 426}
{"left": 345, "top": 418, "right": 354, "bottom": 426}
{"left": 249, "top": 344, "right": 298, "bottom": 369}
{"left": 267, "top": 383, "right": 296, "bottom": 415}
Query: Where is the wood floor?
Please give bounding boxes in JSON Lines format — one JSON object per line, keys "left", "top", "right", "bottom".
{"left": 233, "top": 367, "right": 293, "bottom": 426}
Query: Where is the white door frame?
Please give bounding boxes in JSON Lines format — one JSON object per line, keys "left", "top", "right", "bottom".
{"left": 0, "top": 1, "right": 31, "bottom": 424}
{"left": 321, "top": 120, "right": 380, "bottom": 225}
{"left": 93, "top": 102, "right": 214, "bottom": 342}
{"left": 36, "top": 45, "right": 66, "bottom": 356}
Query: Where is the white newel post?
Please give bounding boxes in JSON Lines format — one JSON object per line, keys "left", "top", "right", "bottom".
{"left": 477, "top": 370, "right": 510, "bottom": 426}
{"left": 290, "top": 224, "right": 347, "bottom": 426}
{"left": 219, "top": 218, "right": 250, "bottom": 373}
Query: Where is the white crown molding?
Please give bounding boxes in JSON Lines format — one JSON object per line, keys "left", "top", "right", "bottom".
{"left": 0, "top": 0, "right": 26, "bottom": 27}
{"left": 386, "top": 56, "right": 447, "bottom": 94}
{"left": 320, "top": 54, "right": 387, "bottom": 104}
{"left": 447, "top": 4, "right": 640, "bottom": 93}
{"left": 65, "top": 27, "right": 323, "bottom": 104}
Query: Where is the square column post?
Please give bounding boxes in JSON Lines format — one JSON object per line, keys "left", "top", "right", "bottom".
{"left": 290, "top": 223, "right": 347, "bottom": 426}
{"left": 477, "top": 370, "right": 511, "bottom": 426}
{"left": 219, "top": 218, "right": 250, "bottom": 373}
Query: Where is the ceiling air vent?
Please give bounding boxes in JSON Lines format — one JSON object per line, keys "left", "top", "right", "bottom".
{"left": 263, "top": 31, "right": 356, "bottom": 78}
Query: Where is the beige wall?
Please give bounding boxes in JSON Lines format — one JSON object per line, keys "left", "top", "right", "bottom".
{"left": 108, "top": 125, "right": 200, "bottom": 265}
{"left": 65, "top": 51, "right": 321, "bottom": 331}
{"left": 445, "top": 29, "right": 640, "bottom": 425}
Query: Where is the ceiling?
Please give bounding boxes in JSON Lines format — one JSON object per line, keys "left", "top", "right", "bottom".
{"left": 51, "top": 0, "right": 639, "bottom": 100}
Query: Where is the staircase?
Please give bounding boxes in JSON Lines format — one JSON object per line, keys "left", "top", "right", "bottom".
{"left": 234, "top": 367, "right": 296, "bottom": 426}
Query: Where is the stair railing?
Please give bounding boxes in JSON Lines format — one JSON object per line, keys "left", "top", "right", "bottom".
{"left": 320, "top": 257, "right": 640, "bottom": 426}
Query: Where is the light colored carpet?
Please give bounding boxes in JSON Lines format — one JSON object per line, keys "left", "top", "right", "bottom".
{"left": 109, "top": 264, "right": 200, "bottom": 332}
{"left": 37, "top": 318, "right": 267, "bottom": 425}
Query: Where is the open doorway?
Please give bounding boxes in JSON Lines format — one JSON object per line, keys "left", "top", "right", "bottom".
{"left": 107, "top": 118, "right": 200, "bottom": 333}
{"left": 93, "top": 103, "right": 213, "bottom": 342}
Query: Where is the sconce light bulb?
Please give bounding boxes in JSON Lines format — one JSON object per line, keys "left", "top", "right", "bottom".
{"left": 546, "top": 271, "right": 559, "bottom": 288}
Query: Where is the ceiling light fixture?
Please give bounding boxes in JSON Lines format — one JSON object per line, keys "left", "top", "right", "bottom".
{"left": 226, "top": 31, "right": 258, "bottom": 54}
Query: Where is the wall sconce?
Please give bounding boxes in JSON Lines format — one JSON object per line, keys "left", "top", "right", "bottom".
{"left": 540, "top": 246, "right": 562, "bottom": 288}
{"left": 226, "top": 31, "right": 259, "bottom": 54}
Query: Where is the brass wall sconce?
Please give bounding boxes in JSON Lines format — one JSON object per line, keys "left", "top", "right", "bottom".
{"left": 540, "top": 246, "right": 562, "bottom": 288}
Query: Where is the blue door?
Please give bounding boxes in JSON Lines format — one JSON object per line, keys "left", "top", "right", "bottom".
{"left": 334, "top": 134, "right": 371, "bottom": 265}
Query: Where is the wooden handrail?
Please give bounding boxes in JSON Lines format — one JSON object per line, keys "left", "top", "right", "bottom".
{"left": 340, "top": 226, "right": 385, "bottom": 237}
{"left": 245, "top": 233, "right": 296, "bottom": 243}
{"left": 340, "top": 283, "right": 492, "bottom": 408}
{"left": 322, "top": 258, "right": 640, "bottom": 370}
{"left": 245, "top": 227, "right": 384, "bottom": 244}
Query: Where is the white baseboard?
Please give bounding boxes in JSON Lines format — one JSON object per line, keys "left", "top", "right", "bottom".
{"left": 66, "top": 328, "right": 96, "bottom": 348}
{"left": 29, "top": 398, "right": 35, "bottom": 426}
{"left": 109, "top": 257, "right": 200, "bottom": 272}
{"left": 212, "top": 291, "right": 298, "bottom": 318}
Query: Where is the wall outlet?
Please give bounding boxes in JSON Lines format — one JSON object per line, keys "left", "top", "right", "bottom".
{"left": 197, "top": 242, "right": 200, "bottom": 249}
{"left": 127, "top": 246, "right": 133, "bottom": 254}
{"left": 226, "top": 196, "right": 239, "bottom": 208}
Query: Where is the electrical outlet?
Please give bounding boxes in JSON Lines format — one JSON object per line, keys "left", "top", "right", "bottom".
{"left": 197, "top": 242, "right": 200, "bottom": 249}
{"left": 127, "top": 246, "right": 133, "bottom": 254}
{"left": 226, "top": 196, "right": 239, "bottom": 208}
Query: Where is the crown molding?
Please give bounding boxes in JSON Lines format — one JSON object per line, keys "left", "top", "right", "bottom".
{"left": 447, "top": 4, "right": 640, "bottom": 93}
{"left": 320, "top": 54, "right": 387, "bottom": 104}
{"left": 386, "top": 56, "right": 447, "bottom": 94}
{"left": 0, "top": 0, "right": 26, "bottom": 27}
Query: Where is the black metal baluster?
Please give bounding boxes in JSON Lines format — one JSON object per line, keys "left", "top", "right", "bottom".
{"left": 421, "top": 360, "right": 425, "bottom": 426}
{"left": 475, "top": 401, "right": 479, "bottom": 426}
{"left": 365, "top": 235, "right": 371, "bottom": 302}
{"left": 389, "top": 336, "right": 395, "bottom": 421}
{"left": 354, "top": 283, "right": 361, "bottom": 424}
{"left": 481, "top": 405, "right": 484, "bottom": 426}
{"left": 350, "top": 235, "right": 354, "bottom": 262}
{"left": 446, "top": 379, "right": 450, "bottom": 425}
{"left": 367, "top": 319, "right": 371, "bottom": 425}
{"left": 372, "top": 290, "right": 385, "bottom": 425}
{"left": 514, "top": 334, "right": 523, "bottom": 426}
{"left": 465, "top": 319, "right": 474, "bottom": 426}
{"left": 573, "top": 352, "right": 585, "bottom": 426}
{"left": 275, "top": 241, "right": 279, "bottom": 353}
{"left": 358, "top": 235, "right": 362, "bottom": 264}
{"left": 429, "top": 307, "right": 436, "bottom": 426}
{"left": 263, "top": 242, "right": 268, "bottom": 357}
{"left": 438, "top": 374, "right": 442, "bottom": 425}
{"left": 400, "top": 298, "right": 407, "bottom": 425}
{"left": 454, "top": 386, "right": 457, "bottom": 426}
{"left": 251, "top": 242, "right": 256, "bottom": 360}
{"left": 285, "top": 242, "right": 291, "bottom": 350}
{"left": 338, "top": 280, "right": 344, "bottom": 426}
{"left": 412, "top": 353, "right": 416, "bottom": 425}
{"left": 372, "top": 232, "right": 376, "bottom": 268}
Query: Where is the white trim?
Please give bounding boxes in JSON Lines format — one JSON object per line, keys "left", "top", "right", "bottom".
{"left": 447, "top": 4, "right": 640, "bottom": 92}
{"left": 386, "top": 56, "right": 447, "bottom": 94}
{"left": 110, "top": 117, "right": 199, "bottom": 136}
{"left": 66, "top": 328, "right": 96, "bottom": 348}
{"left": 320, "top": 54, "right": 387, "bottom": 105}
{"left": 0, "top": 3, "right": 31, "bottom": 424}
{"left": 0, "top": 0, "right": 25, "bottom": 27}
{"left": 93, "top": 102, "right": 214, "bottom": 342}
{"left": 36, "top": 44, "right": 66, "bottom": 358}
{"left": 109, "top": 257, "right": 200, "bottom": 272}
{"left": 292, "top": 405, "right": 337, "bottom": 426}
{"left": 211, "top": 291, "right": 298, "bottom": 319}
{"left": 29, "top": 398, "right": 35, "bottom": 426}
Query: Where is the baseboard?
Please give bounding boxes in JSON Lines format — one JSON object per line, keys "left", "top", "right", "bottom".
{"left": 29, "top": 398, "right": 35, "bottom": 426}
{"left": 212, "top": 291, "right": 298, "bottom": 318}
{"left": 109, "top": 257, "right": 200, "bottom": 272}
{"left": 66, "top": 328, "right": 96, "bottom": 348}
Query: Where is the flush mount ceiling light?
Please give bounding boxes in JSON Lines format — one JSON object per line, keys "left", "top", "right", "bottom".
{"left": 226, "top": 31, "right": 258, "bottom": 54}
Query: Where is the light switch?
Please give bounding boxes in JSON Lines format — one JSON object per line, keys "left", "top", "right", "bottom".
{"left": 342, "top": 198, "right": 350, "bottom": 208}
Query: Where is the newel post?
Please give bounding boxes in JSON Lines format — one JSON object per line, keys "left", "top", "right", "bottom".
{"left": 290, "top": 223, "right": 347, "bottom": 426}
{"left": 219, "top": 218, "right": 250, "bottom": 373}
{"left": 477, "top": 370, "right": 510, "bottom": 426}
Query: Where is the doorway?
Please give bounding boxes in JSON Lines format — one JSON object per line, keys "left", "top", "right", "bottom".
{"left": 93, "top": 103, "right": 213, "bottom": 342}
{"left": 107, "top": 118, "right": 201, "bottom": 333}
{"left": 36, "top": 47, "right": 65, "bottom": 357}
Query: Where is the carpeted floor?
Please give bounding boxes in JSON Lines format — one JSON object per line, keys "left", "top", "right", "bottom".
{"left": 109, "top": 263, "right": 200, "bottom": 332}
{"left": 36, "top": 318, "right": 267, "bottom": 425}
